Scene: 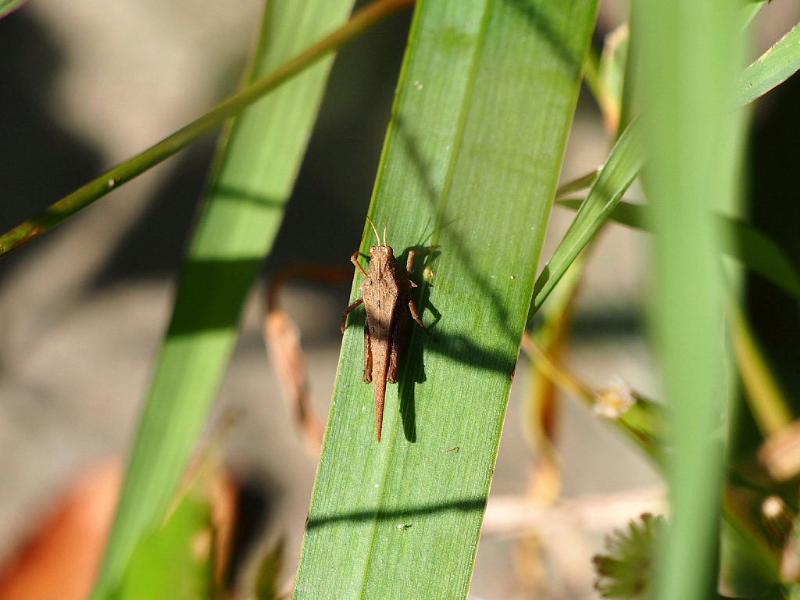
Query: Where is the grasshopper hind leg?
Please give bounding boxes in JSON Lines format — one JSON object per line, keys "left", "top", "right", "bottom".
{"left": 363, "top": 323, "right": 373, "bottom": 383}
{"left": 387, "top": 313, "right": 410, "bottom": 384}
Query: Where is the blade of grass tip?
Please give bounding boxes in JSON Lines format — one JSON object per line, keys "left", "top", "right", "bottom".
{"left": 556, "top": 198, "right": 800, "bottom": 300}
{"left": 90, "top": 1, "right": 370, "bottom": 596}
{"left": 635, "top": 0, "right": 744, "bottom": 597}
{"left": 294, "top": 1, "right": 599, "bottom": 597}
{"left": 736, "top": 20, "right": 800, "bottom": 106}
{"left": 0, "top": 0, "right": 414, "bottom": 258}
{"left": 528, "top": 118, "right": 643, "bottom": 318}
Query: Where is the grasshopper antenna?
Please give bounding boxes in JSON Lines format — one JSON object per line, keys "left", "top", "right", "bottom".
{"left": 366, "top": 216, "right": 381, "bottom": 246}
{"left": 383, "top": 224, "right": 387, "bottom": 247}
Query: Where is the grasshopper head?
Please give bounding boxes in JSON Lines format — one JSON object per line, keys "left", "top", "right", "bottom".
{"left": 369, "top": 245, "right": 394, "bottom": 259}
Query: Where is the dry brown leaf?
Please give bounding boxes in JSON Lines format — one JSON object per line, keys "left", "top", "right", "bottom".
{"left": 263, "top": 265, "right": 350, "bottom": 455}
{"left": 264, "top": 308, "right": 323, "bottom": 454}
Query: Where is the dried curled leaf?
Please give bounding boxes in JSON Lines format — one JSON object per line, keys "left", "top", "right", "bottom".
{"left": 593, "top": 513, "right": 666, "bottom": 599}
{"left": 264, "top": 308, "right": 324, "bottom": 454}
{"left": 263, "top": 265, "right": 350, "bottom": 455}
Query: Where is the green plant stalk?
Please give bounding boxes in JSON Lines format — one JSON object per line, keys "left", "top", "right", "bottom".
{"left": 635, "top": 0, "right": 743, "bottom": 599}
{"left": 728, "top": 299, "right": 793, "bottom": 435}
{"left": 91, "top": 1, "right": 366, "bottom": 596}
{"left": 295, "top": 0, "right": 598, "bottom": 597}
{"left": 0, "top": 0, "right": 414, "bottom": 258}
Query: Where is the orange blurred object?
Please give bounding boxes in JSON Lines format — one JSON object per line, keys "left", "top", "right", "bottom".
{"left": 0, "top": 459, "right": 122, "bottom": 600}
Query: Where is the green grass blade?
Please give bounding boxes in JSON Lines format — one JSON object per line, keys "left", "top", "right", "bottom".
{"left": 635, "top": 0, "right": 743, "bottom": 597}
{"left": 737, "top": 20, "right": 800, "bottom": 106}
{"left": 529, "top": 119, "right": 643, "bottom": 317}
{"left": 91, "top": 2, "right": 357, "bottom": 596}
{"left": 294, "top": 1, "right": 598, "bottom": 597}
{"left": 729, "top": 300, "right": 793, "bottom": 435}
{"left": 0, "top": 0, "right": 26, "bottom": 19}
{"left": 556, "top": 169, "right": 599, "bottom": 197}
{"left": 724, "top": 219, "right": 800, "bottom": 298}
{"left": 557, "top": 198, "right": 800, "bottom": 299}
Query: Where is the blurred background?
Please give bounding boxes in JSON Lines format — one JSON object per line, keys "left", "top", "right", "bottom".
{"left": 0, "top": 0, "right": 798, "bottom": 597}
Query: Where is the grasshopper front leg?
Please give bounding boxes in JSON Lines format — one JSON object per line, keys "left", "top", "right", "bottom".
{"left": 351, "top": 251, "right": 369, "bottom": 278}
{"left": 341, "top": 297, "right": 363, "bottom": 333}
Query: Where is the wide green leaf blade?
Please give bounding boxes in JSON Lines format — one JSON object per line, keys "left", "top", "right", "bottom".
{"left": 737, "top": 20, "right": 800, "bottom": 106}
{"left": 92, "top": 1, "right": 356, "bottom": 596}
{"left": 295, "top": 1, "right": 597, "bottom": 598}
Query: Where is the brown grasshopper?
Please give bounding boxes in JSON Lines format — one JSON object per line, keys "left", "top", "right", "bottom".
{"left": 341, "top": 221, "right": 428, "bottom": 442}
